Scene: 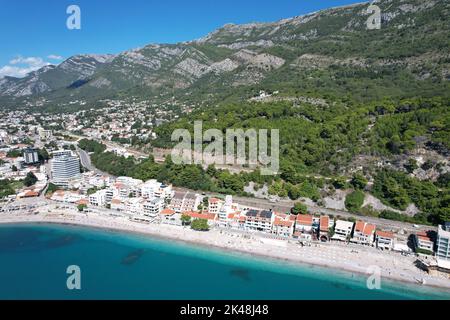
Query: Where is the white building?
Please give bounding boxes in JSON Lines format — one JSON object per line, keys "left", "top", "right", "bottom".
{"left": 141, "top": 179, "right": 172, "bottom": 202}
{"left": 244, "top": 209, "right": 274, "bottom": 233}
{"left": 169, "top": 191, "right": 203, "bottom": 213}
{"left": 208, "top": 198, "right": 222, "bottom": 215}
{"left": 351, "top": 221, "right": 376, "bottom": 245}
{"left": 111, "top": 197, "right": 126, "bottom": 212}
{"left": 115, "top": 176, "right": 143, "bottom": 198}
{"left": 332, "top": 220, "right": 354, "bottom": 241}
{"left": 51, "top": 154, "right": 81, "bottom": 188}
{"left": 415, "top": 231, "right": 435, "bottom": 253}
{"left": 272, "top": 215, "right": 295, "bottom": 238}
{"left": 375, "top": 230, "right": 395, "bottom": 250}
{"left": 89, "top": 189, "right": 107, "bottom": 207}
{"left": 217, "top": 195, "right": 239, "bottom": 227}
{"left": 437, "top": 223, "right": 450, "bottom": 261}
{"left": 125, "top": 198, "right": 143, "bottom": 216}
{"left": 142, "top": 198, "right": 164, "bottom": 218}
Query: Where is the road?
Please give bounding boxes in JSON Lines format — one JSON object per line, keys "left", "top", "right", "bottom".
{"left": 63, "top": 131, "right": 151, "bottom": 160}
{"left": 76, "top": 147, "right": 115, "bottom": 178}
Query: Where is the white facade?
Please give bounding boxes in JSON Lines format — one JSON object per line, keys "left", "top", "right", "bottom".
{"left": 89, "top": 190, "right": 107, "bottom": 207}
{"left": 332, "top": 220, "right": 354, "bottom": 241}
{"left": 437, "top": 224, "right": 450, "bottom": 261}
{"left": 142, "top": 198, "right": 164, "bottom": 218}
{"left": 51, "top": 154, "right": 81, "bottom": 187}
{"left": 141, "top": 179, "right": 172, "bottom": 201}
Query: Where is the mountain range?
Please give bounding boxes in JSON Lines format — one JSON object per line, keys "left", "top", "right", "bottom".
{"left": 0, "top": 0, "right": 449, "bottom": 108}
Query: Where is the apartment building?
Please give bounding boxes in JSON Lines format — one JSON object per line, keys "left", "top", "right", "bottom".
{"left": 375, "top": 230, "right": 395, "bottom": 250}
{"left": 244, "top": 209, "right": 274, "bottom": 233}
{"left": 89, "top": 189, "right": 107, "bottom": 207}
{"left": 51, "top": 153, "right": 81, "bottom": 188}
{"left": 141, "top": 179, "right": 172, "bottom": 202}
{"left": 319, "top": 215, "right": 331, "bottom": 242}
{"left": 23, "top": 148, "right": 39, "bottom": 164}
{"left": 115, "top": 176, "right": 143, "bottom": 198}
{"left": 208, "top": 197, "right": 222, "bottom": 215}
{"left": 217, "top": 196, "right": 240, "bottom": 227}
{"left": 437, "top": 223, "right": 450, "bottom": 261}
{"left": 169, "top": 191, "right": 202, "bottom": 213}
{"left": 415, "top": 231, "right": 435, "bottom": 253}
{"left": 332, "top": 220, "right": 354, "bottom": 241}
{"left": 273, "top": 215, "right": 294, "bottom": 238}
{"left": 110, "top": 197, "right": 126, "bottom": 212}
{"left": 142, "top": 198, "right": 164, "bottom": 218}
{"left": 295, "top": 214, "right": 313, "bottom": 233}
{"left": 351, "top": 221, "right": 376, "bottom": 245}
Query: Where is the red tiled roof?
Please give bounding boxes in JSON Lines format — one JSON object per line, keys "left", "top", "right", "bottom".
{"left": 355, "top": 221, "right": 365, "bottom": 232}
{"left": 320, "top": 216, "right": 330, "bottom": 232}
{"left": 417, "top": 231, "right": 433, "bottom": 242}
{"left": 161, "top": 209, "right": 175, "bottom": 215}
{"left": 363, "top": 224, "right": 376, "bottom": 236}
{"left": 24, "top": 191, "right": 39, "bottom": 197}
{"left": 274, "top": 218, "right": 293, "bottom": 227}
{"left": 296, "top": 214, "right": 313, "bottom": 225}
{"left": 209, "top": 198, "right": 220, "bottom": 203}
{"left": 376, "top": 230, "right": 394, "bottom": 239}
{"left": 184, "top": 211, "right": 216, "bottom": 221}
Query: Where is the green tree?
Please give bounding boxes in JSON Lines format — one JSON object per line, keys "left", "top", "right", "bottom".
{"left": 404, "top": 159, "right": 419, "bottom": 174}
{"left": 24, "top": 172, "right": 38, "bottom": 187}
{"left": 181, "top": 214, "right": 192, "bottom": 226}
{"left": 191, "top": 219, "right": 209, "bottom": 231}
{"left": 345, "top": 190, "right": 365, "bottom": 213}
{"left": 350, "top": 173, "right": 368, "bottom": 190}
{"left": 291, "top": 202, "right": 308, "bottom": 215}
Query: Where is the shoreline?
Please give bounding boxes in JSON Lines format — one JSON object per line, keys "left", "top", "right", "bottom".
{"left": 1, "top": 212, "right": 450, "bottom": 294}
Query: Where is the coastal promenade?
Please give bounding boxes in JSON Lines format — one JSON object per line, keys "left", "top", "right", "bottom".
{"left": 1, "top": 207, "right": 450, "bottom": 292}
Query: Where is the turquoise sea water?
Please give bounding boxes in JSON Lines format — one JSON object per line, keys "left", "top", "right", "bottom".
{"left": 0, "top": 223, "right": 449, "bottom": 300}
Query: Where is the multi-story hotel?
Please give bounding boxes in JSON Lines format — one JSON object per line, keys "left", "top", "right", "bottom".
{"left": 51, "top": 152, "right": 81, "bottom": 188}
{"left": 244, "top": 209, "right": 274, "bottom": 233}
{"left": 437, "top": 223, "right": 450, "bottom": 261}
{"left": 169, "top": 191, "right": 203, "bottom": 213}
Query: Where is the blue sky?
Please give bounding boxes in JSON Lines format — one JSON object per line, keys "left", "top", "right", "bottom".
{"left": 0, "top": 0, "right": 364, "bottom": 78}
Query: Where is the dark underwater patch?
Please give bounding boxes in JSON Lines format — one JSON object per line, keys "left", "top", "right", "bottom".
{"left": 230, "top": 268, "right": 251, "bottom": 282}
{"left": 121, "top": 249, "right": 147, "bottom": 265}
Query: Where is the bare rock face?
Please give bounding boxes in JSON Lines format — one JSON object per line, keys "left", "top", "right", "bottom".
{"left": 174, "top": 58, "right": 210, "bottom": 79}
{"left": 59, "top": 54, "right": 114, "bottom": 77}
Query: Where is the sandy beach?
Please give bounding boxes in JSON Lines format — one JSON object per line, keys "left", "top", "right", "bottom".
{"left": 1, "top": 209, "right": 450, "bottom": 292}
